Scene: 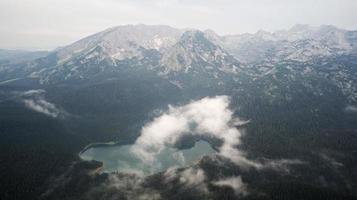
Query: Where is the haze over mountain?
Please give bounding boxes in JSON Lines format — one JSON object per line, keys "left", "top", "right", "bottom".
{"left": 0, "top": 49, "right": 48, "bottom": 64}
{"left": 0, "top": 24, "right": 357, "bottom": 200}
{"left": 2, "top": 0, "right": 357, "bottom": 50}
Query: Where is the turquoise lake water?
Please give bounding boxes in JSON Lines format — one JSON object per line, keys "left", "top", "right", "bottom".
{"left": 80, "top": 140, "right": 216, "bottom": 175}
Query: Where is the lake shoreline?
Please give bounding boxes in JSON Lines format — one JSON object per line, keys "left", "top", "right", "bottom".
{"left": 78, "top": 140, "right": 131, "bottom": 156}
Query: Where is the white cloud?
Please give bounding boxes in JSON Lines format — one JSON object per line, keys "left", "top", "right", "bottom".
{"left": 81, "top": 95, "right": 306, "bottom": 197}
{"left": 130, "top": 96, "right": 305, "bottom": 172}
{"left": 179, "top": 168, "right": 207, "bottom": 190}
{"left": 213, "top": 176, "right": 248, "bottom": 196}
{"left": 319, "top": 153, "right": 344, "bottom": 168}
{"left": 22, "top": 89, "right": 46, "bottom": 96}
{"left": 21, "top": 90, "right": 65, "bottom": 118}
{"left": 262, "top": 159, "right": 306, "bottom": 173}
{"left": 345, "top": 105, "right": 357, "bottom": 113}
{"left": 130, "top": 96, "right": 258, "bottom": 168}
{"left": 102, "top": 174, "right": 161, "bottom": 200}
{"left": 164, "top": 167, "right": 208, "bottom": 193}
{"left": 23, "top": 99, "right": 61, "bottom": 118}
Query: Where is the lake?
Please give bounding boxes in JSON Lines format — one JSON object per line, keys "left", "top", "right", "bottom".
{"left": 80, "top": 140, "right": 216, "bottom": 175}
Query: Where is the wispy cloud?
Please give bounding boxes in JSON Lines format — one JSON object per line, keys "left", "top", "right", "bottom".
{"left": 130, "top": 96, "right": 256, "bottom": 168}
{"left": 44, "top": 96, "right": 307, "bottom": 198}
{"left": 23, "top": 98, "right": 61, "bottom": 118}
{"left": 213, "top": 176, "right": 248, "bottom": 196}
{"left": 81, "top": 173, "right": 162, "bottom": 200}
{"left": 21, "top": 89, "right": 46, "bottom": 96}
{"left": 345, "top": 105, "right": 357, "bottom": 113}
{"left": 131, "top": 96, "right": 304, "bottom": 172}
{"left": 20, "top": 89, "right": 66, "bottom": 118}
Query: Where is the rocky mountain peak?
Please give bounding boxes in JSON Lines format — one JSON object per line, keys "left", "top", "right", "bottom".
{"left": 159, "top": 30, "right": 240, "bottom": 74}
{"left": 53, "top": 24, "right": 183, "bottom": 64}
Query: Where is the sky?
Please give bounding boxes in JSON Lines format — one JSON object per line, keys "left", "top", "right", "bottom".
{"left": 1, "top": 0, "right": 357, "bottom": 50}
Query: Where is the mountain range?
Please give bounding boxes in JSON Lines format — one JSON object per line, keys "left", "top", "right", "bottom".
{"left": 1, "top": 24, "right": 356, "bottom": 100}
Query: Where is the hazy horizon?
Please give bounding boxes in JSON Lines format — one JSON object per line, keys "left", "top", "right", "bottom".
{"left": 1, "top": 0, "right": 357, "bottom": 50}
{"left": 0, "top": 23, "right": 354, "bottom": 52}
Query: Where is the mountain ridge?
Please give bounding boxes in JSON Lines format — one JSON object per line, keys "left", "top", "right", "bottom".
{"left": 0, "top": 24, "right": 356, "bottom": 102}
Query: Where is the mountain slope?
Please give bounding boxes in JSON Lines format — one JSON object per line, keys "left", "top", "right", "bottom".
{"left": 54, "top": 24, "right": 182, "bottom": 64}
{"left": 218, "top": 25, "right": 357, "bottom": 63}
{"left": 0, "top": 25, "right": 244, "bottom": 85}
